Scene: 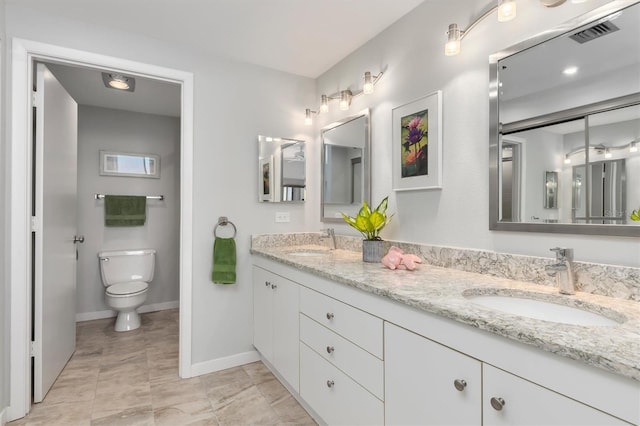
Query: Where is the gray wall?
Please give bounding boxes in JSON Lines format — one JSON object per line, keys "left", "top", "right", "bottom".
{"left": 76, "top": 105, "right": 181, "bottom": 317}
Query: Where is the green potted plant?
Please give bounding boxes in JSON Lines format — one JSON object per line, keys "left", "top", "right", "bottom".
{"left": 341, "top": 196, "right": 393, "bottom": 262}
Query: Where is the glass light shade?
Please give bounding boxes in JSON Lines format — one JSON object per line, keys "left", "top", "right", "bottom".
{"left": 497, "top": 0, "right": 517, "bottom": 22}
{"left": 363, "top": 72, "right": 374, "bottom": 94}
{"left": 108, "top": 77, "right": 130, "bottom": 90}
{"left": 304, "top": 109, "right": 313, "bottom": 126}
{"left": 564, "top": 154, "right": 571, "bottom": 164}
{"left": 445, "top": 24, "right": 461, "bottom": 56}
{"left": 604, "top": 148, "right": 612, "bottom": 159}
{"left": 339, "top": 90, "right": 351, "bottom": 111}
{"left": 630, "top": 142, "right": 638, "bottom": 153}
{"left": 320, "top": 95, "right": 329, "bottom": 113}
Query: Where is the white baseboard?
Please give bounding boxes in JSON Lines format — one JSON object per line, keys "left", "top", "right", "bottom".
{"left": 190, "top": 350, "right": 261, "bottom": 377}
{"left": 76, "top": 300, "right": 179, "bottom": 322}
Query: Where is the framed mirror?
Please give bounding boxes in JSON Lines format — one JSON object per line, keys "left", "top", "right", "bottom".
{"left": 257, "top": 135, "right": 306, "bottom": 203}
{"left": 489, "top": 0, "right": 640, "bottom": 236}
{"left": 321, "top": 109, "right": 371, "bottom": 222}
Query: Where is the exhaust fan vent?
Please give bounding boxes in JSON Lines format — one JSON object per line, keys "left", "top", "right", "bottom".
{"left": 570, "top": 21, "right": 619, "bottom": 44}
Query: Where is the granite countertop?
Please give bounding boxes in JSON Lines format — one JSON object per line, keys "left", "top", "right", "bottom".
{"left": 251, "top": 244, "right": 640, "bottom": 381}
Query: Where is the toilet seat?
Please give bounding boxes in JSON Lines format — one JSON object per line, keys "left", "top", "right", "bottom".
{"left": 106, "top": 280, "right": 148, "bottom": 297}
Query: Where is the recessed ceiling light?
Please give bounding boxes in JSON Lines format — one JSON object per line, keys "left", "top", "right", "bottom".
{"left": 563, "top": 66, "right": 578, "bottom": 75}
{"left": 101, "top": 72, "right": 136, "bottom": 92}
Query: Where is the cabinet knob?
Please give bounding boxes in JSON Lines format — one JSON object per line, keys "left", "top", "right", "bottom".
{"left": 265, "top": 281, "right": 270, "bottom": 287}
{"left": 271, "top": 284, "right": 277, "bottom": 290}
{"left": 326, "top": 380, "right": 335, "bottom": 388}
{"left": 453, "top": 379, "right": 467, "bottom": 391}
{"left": 326, "top": 346, "right": 335, "bottom": 354}
{"left": 490, "top": 397, "right": 506, "bottom": 411}
{"left": 326, "top": 312, "right": 334, "bottom": 320}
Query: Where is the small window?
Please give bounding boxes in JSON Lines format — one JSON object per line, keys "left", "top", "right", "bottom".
{"left": 99, "top": 151, "right": 160, "bottom": 178}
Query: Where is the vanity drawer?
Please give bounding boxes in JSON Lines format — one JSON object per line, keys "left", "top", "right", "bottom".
{"left": 300, "top": 343, "right": 383, "bottom": 426}
{"left": 299, "top": 286, "right": 383, "bottom": 358}
{"left": 300, "top": 313, "right": 384, "bottom": 400}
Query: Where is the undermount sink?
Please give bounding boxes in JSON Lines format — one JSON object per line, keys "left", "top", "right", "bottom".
{"left": 464, "top": 292, "right": 625, "bottom": 327}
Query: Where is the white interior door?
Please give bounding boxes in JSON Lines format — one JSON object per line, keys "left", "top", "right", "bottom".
{"left": 33, "top": 63, "right": 79, "bottom": 402}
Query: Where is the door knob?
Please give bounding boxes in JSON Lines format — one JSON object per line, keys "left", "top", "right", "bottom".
{"left": 73, "top": 235, "right": 85, "bottom": 243}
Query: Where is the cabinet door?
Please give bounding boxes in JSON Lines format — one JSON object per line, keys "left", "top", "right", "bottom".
{"left": 483, "top": 364, "right": 628, "bottom": 426}
{"left": 272, "top": 276, "right": 300, "bottom": 392}
{"left": 385, "top": 322, "right": 481, "bottom": 426}
{"left": 252, "top": 266, "right": 273, "bottom": 362}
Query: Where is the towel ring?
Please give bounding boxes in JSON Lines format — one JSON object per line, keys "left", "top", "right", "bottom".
{"left": 214, "top": 216, "right": 237, "bottom": 239}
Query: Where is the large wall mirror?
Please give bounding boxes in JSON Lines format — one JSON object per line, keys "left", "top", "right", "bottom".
{"left": 258, "top": 135, "right": 306, "bottom": 202}
{"left": 489, "top": 0, "right": 640, "bottom": 236}
{"left": 321, "top": 109, "right": 371, "bottom": 222}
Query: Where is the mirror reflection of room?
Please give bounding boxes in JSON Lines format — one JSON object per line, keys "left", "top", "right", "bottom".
{"left": 500, "top": 105, "right": 639, "bottom": 225}
{"left": 321, "top": 113, "right": 369, "bottom": 221}
{"left": 257, "top": 136, "right": 306, "bottom": 203}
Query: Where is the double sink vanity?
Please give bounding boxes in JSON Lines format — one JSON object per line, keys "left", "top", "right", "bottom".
{"left": 251, "top": 233, "right": 640, "bottom": 425}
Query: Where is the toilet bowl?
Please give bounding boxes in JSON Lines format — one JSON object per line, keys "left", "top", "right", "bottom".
{"left": 98, "top": 249, "right": 156, "bottom": 332}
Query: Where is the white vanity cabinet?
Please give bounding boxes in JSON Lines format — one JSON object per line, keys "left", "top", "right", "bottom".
{"left": 252, "top": 265, "right": 299, "bottom": 392}
{"left": 299, "top": 286, "right": 384, "bottom": 425}
{"left": 384, "top": 322, "right": 482, "bottom": 425}
{"left": 483, "top": 364, "right": 629, "bottom": 426}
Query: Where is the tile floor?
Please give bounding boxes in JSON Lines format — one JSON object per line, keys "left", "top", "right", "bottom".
{"left": 9, "top": 309, "right": 315, "bottom": 426}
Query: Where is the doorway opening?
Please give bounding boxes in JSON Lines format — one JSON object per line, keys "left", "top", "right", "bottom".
{"left": 8, "top": 38, "right": 194, "bottom": 421}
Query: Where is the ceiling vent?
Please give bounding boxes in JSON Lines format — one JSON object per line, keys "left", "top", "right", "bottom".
{"left": 569, "top": 21, "right": 620, "bottom": 44}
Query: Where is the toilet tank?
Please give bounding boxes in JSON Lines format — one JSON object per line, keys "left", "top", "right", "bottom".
{"left": 98, "top": 248, "right": 156, "bottom": 286}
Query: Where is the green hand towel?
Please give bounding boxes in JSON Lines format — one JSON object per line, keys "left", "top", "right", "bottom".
{"left": 105, "top": 195, "right": 147, "bottom": 227}
{"left": 212, "top": 237, "right": 236, "bottom": 284}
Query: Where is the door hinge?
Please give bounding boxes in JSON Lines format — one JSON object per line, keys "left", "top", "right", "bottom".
{"left": 31, "top": 91, "right": 38, "bottom": 108}
{"left": 30, "top": 341, "right": 37, "bottom": 357}
{"left": 30, "top": 216, "right": 38, "bottom": 232}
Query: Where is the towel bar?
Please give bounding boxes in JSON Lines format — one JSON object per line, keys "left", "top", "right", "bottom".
{"left": 95, "top": 194, "right": 164, "bottom": 201}
{"left": 214, "top": 216, "right": 237, "bottom": 239}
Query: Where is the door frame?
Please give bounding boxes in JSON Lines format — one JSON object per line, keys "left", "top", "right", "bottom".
{"left": 8, "top": 38, "right": 194, "bottom": 420}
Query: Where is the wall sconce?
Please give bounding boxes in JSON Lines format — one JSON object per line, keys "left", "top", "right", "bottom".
{"left": 445, "top": 0, "right": 589, "bottom": 56}
{"left": 304, "top": 71, "right": 383, "bottom": 125}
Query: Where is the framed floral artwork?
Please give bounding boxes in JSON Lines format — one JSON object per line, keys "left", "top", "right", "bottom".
{"left": 392, "top": 90, "right": 443, "bottom": 191}
{"left": 259, "top": 156, "right": 274, "bottom": 202}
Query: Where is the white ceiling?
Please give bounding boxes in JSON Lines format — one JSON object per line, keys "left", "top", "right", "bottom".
{"left": 12, "top": 0, "right": 426, "bottom": 79}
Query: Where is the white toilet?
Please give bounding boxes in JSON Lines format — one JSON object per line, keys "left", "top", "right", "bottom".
{"left": 98, "top": 248, "right": 156, "bottom": 332}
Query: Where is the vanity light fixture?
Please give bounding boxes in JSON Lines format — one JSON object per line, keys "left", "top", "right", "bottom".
{"left": 564, "top": 140, "right": 638, "bottom": 162}
{"left": 303, "top": 70, "right": 383, "bottom": 124}
{"left": 445, "top": 0, "right": 516, "bottom": 56}
{"left": 101, "top": 72, "right": 136, "bottom": 92}
{"left": 446, "top": 0, "right": 590, "bottom": 56}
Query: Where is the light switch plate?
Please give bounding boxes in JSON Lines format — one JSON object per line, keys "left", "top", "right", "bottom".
{"left": 275, "top": 212, "right": 290, "bottom": 223}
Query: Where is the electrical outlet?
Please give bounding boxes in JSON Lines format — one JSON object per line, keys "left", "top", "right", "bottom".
{"left": 275, "top": 212, "right": 290, "bottom": 223}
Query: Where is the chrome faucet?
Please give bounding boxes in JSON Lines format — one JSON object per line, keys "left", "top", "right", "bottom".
{"left": 545, "top": 247, "right": 575, "bottom": 295}
{"left": 321, "top": 228, "right": 336, "bottom": 250}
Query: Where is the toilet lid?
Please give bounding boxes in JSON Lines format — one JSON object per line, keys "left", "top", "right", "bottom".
{"left": 106, "top": 280, "right": 148, "bottom": 296}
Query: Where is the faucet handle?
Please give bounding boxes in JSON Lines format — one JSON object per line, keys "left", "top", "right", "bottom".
{"left": 550, "top": 247, "right": 573, "bottom": 261}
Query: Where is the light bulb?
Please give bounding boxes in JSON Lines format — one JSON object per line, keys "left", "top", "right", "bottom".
{"left": 363, "top": 72, "right": 374, "bottom": 94}
{"left": 320, "top": 95, "right": 329, "bottom": 113}
{"left": 498, "top": 0, "right": 517, "bottom": 22}
{"left": 563, "top": 66, "right": 578, "bottom": 75}
{"left": 108, "top": 74, "right": 130, "bottom": 90}
{"left": 564, "top": 154, "right": 571, "bottom": 164}
{"left": 445, "top": 24, "right": 461, "bottom": 56}
{"left": 304, "top": 109, "right": 313, "bottom": 126}
{"left": 604, "top": 148, "right": 612, "bottom": 159}
{"left": 630, "top": 142, "right": 638, "bottom": 153}
{"left": 339, "top": 90, "right": 351, "bottom": 111}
